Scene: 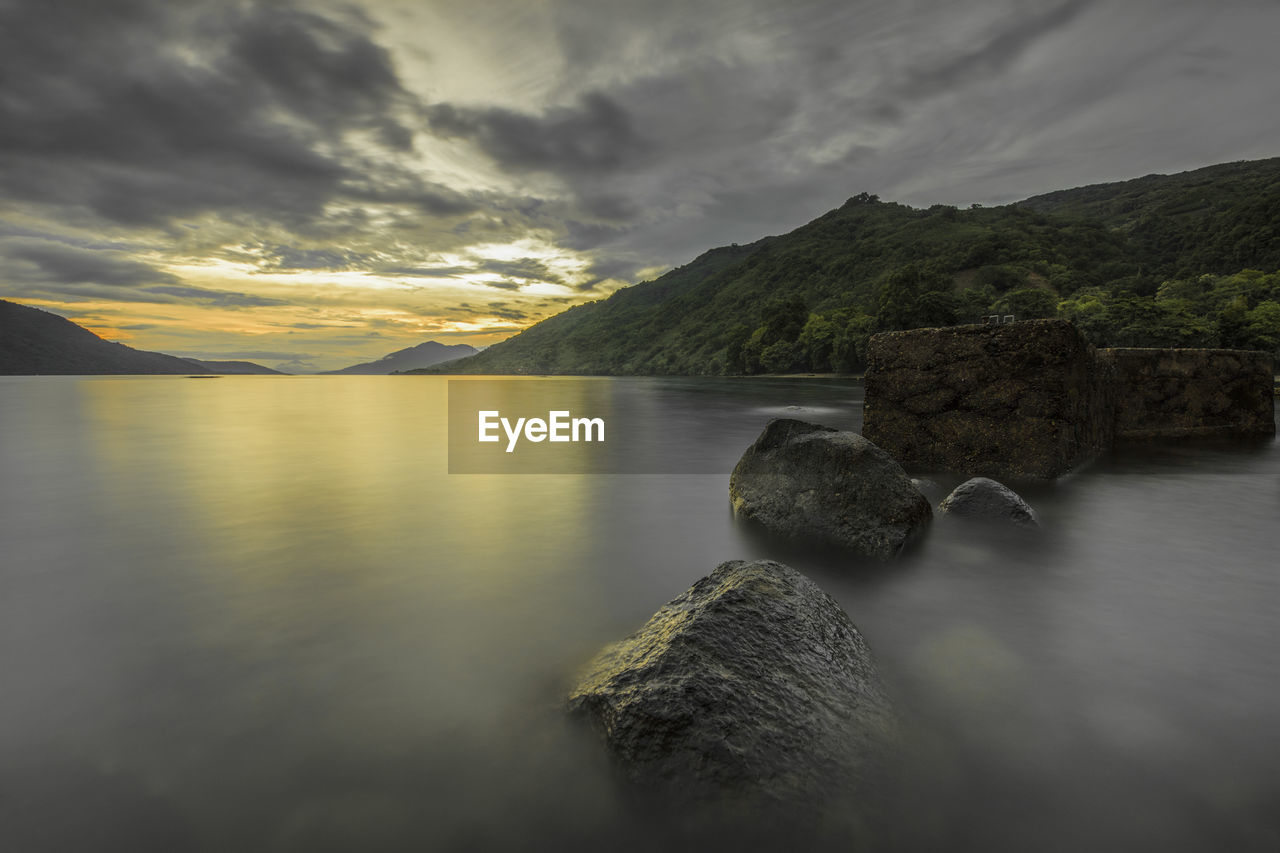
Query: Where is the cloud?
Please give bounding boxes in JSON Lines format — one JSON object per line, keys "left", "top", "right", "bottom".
{"left": 381, "top": 265, "right": 473, "bottom": 279}
{"left": 895, "top": 0, "right": 1095, "bottom": 101}
{"left": 426, "top": 92, "right": 651, "bottom": 177}
{"left": 3, "top": 0, "right": 1279, "bottom": 367}
{"left": 377, "top": 256, "right": 566, "bottom": 286}
{"left": 0, "top": 237, "right": 291, "bottom": 308}
{"left": 141, "top": 286, "right": 288, "bottom": 308}
{"left": 2, "top": 238, "right": 178, "bottom": 286}
{"left": 484, "top": 301, "right": 531, "bottom": 321}
{"left": 250, "top": 245, "right": 374, "bottom": 271}
{"left": 0, "top": 0, "right": 453, "bottom": 229}
{"left": 474, "top": 257, "right": 564, "bottom": 283}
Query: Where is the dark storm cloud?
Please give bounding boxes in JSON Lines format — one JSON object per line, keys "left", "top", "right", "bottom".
{"left": 457, "top": 0, "right": 1255, "bottom": 276}
{"left": 566, "top": 254, "right": 653, "bottom": 292}
{"left": 1, "top": 238, "right": 178, "bottom": 286}
{"left": 561, "top": 220, "right": 629, "bottom": 253}
{"left": 484, "top": 302, "right": 530, "bottom": 321}
{"left": 574, "top": 192, "right": 642, "bottom": 223}
{"left": 382, "top": 265, "right": 473, "bottom": 279}
{"left": 340, "top": 179, "right": 480, "bottom": 217}
{"left": 426, "top": 92, "right": 652, "bottom": 176}
{"left": 247, "top": 245, "right": 374, "bottom": 271}
{"left": 0, "top": 234, "right": 294, "bottom": 307}
{"left": 379, "top": 257, "right": 563, "bottom": 285}
{"left": 0, "top": 0, "right": 454, "bottom": 229}
{"left": 896, "top": 0, "right": 1093, "bottom": 100}
{"left": 475, "top": 258, "right": 564, "bottom": 283}
{"left": 23, "top": 285, "right": 184, "bottom": 305}
{"left": 142, "top": 285, "right": 288, "bottom": 307}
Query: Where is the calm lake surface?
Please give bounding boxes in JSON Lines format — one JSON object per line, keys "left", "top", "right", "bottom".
{"left": 2, "top": 375, "right": 1278, "bottom": 852}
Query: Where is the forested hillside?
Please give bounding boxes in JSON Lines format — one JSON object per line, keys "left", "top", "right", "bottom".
{"left": 422, "top": 158, "right": 1280, "bottom": 375}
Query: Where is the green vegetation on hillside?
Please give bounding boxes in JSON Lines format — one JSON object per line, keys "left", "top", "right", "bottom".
{"left": 424, "top": 158, "right": 1280, "bottom": 375}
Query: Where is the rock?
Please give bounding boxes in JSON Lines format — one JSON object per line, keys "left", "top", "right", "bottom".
{"left": 863, "top": 320, "right": 1116, "bottom": 480}
{"left": 1098, "top": 347, "right": 1275, "bottom": 439}
{"left": 938, "top": 477, "right": 1039, "bottom": 526}
{"left": 566, "top": 559, "right": 895, "bottom": 812}
{"left": 728, "top": 419, "right": 932, "bottom": 559}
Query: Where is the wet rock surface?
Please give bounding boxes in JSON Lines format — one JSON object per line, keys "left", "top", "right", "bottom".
{"left": 729, "top": 419, "right": 932, "bottom": 559}
{"left": 565, "top": 559, "right": 896, "bottom": 813}
{"left": 938, "top": 477, "right": 1039, "bottom": 526}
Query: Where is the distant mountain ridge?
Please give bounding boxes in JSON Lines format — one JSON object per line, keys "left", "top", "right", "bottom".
{"left": 322, "top": 340, "right": 479, "bottom": 374}
{"left": 2, "top": 299, "right": 211, "bottom": 375}
{"left": 180, "top": 357, "right": 285, "bottom": 375}
{"left": 417, "top": 156, "right": 1280, "bottom": 376}
{"left": 0, "top": 299, "right": 279, "bottom": 375}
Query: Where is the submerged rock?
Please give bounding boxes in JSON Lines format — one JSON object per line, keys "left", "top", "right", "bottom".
{"left": 729, "top": 419, "right": 931, "bottom": 559}
{"left": 938, "top": 477, "right": 1039, "bottom": 526}
{"left": 565, "top": 560, "right": 895, "bottom": 812}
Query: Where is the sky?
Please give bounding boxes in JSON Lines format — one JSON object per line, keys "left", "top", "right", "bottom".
{"left": 2, "top": 0, "right": 1278, "bottom": 372}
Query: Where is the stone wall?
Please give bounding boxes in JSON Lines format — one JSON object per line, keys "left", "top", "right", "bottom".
{"left": 1099, "top": 347, "right": 1276, "bottom": 439}
{"left": 864, "top": 321, "right": 1277, "bottom": 479}
{"left": 863, "top": 320, "right": 1114, "bottom": 480}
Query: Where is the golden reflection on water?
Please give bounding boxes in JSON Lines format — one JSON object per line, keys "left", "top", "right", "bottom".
{"left": 67, "top": 377, "right": 607, "bottom": 734}
{"left": 77, "top": 376, "right": 598, "bottom": 586}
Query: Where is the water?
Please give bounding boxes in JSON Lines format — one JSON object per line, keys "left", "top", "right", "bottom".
{"left": 1, "top": 375, "right": 1278, "bottom": 851}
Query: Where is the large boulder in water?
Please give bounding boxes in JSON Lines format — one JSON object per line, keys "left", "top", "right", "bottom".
{"left": 566, "top": 560, "right": 895, "bottom": 812}
{"left": 938, "top": 477, "right": 1039, "bottom": 526}
{"left": 729, "top": 419, "right": 931, "bottom": 559}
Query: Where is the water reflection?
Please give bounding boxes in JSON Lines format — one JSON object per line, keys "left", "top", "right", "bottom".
{"left": 1, "top": 375, "right": 1278, "bottom": 851}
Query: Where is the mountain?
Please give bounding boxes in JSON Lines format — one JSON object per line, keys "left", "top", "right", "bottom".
{"left": 1, "top": 299, "right": 214, "bottom": 375}
{"left": 1018, "top": 158, "right": 1280, "bottom": 278}
{"left": 415, "top": 158, "right": 1280, "bottom": 376}
{"left": 322, "top": 340, "right": 479, "bottom": 374}
{"left": 180, "top": 357, "right": 286, "bottom": 375}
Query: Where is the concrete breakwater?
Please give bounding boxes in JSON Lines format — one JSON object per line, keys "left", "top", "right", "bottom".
{"left": 1097, "top": 347, "right": 1275, "bottom": 439}
{"left": 864, "top": 319, "right": 1275, "bottom": 480}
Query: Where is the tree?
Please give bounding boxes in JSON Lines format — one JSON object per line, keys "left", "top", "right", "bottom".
{"left": 760, "top": 340, "right": 805, "bottom": 374}
{"left": 723, "top": 324, "right": 754, "bottom": 374}
{"left": 876, "top": 263, "right": 954, "bottom": 330}
{"left": 797, "top": 313, "right": 838, "bottom": 372}
{"left": 831, "top": 312, "right": 876, "bottom": 372}
{"left": 1246, "top": 300, "right": 1280, "bottom": 352}
{"left": 760, "top": 296, "right": 808, "bottom": 345}
{"left": 994, "top": 288, "right": 1058, "bottom": 319}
